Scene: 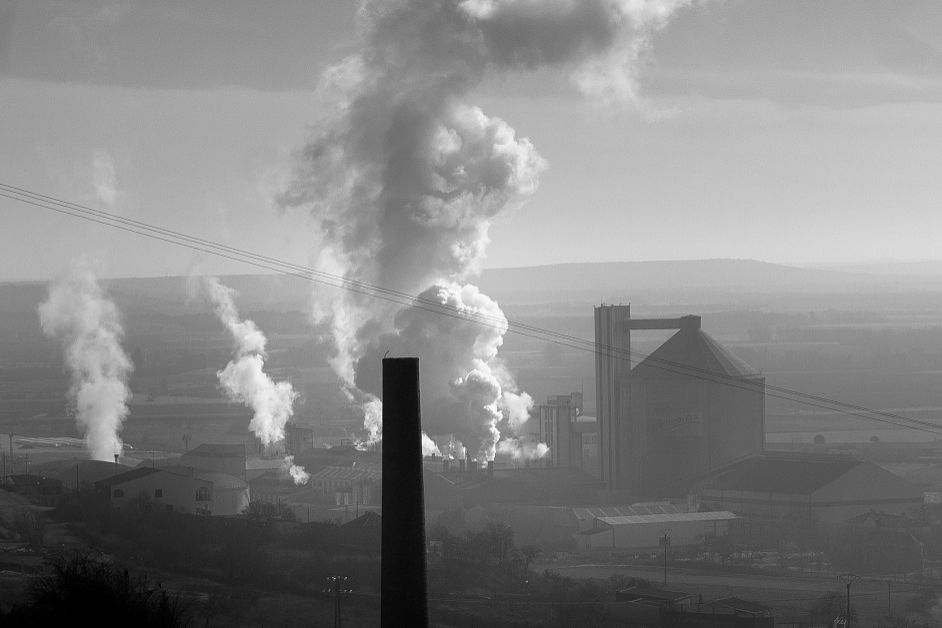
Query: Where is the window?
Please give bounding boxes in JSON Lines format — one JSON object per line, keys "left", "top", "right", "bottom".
{"left": 197, "top": 487, "right": 209, "bottom": 501}
{"left": 154, "top": 489, "right": 163, "bottom": 498}
{"left": 165, "top": 504, "right": 173, "bottom": 513}
{"left": 113, "top": 489, "right": 124, "bottom": 498}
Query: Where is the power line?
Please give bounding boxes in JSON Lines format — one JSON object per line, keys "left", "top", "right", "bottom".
{"left": 4, "top": 182, "right": 942, "bottom": 436}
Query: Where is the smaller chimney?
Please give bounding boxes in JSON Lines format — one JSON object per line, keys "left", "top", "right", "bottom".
{"left": 458, "top": 459, "right": 466, "bottom": 473}
{"left": 442, "top": 459, "right": 451, "bottom": 473}
{"left": 487, "top": 460, "right": 494, "bottom": 477}
{"left": 469, "top": 460, "right": 478, "bottom": 474}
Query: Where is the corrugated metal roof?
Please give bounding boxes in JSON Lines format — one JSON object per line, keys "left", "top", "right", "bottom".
{"left": 597, "top": 511, "right": 738, "bottom": 526}
{"left": 632, "top": 327, "right": 761, "bottom": 380}
{"left": 574, "top": 503, "right": 683, "bottom": 520}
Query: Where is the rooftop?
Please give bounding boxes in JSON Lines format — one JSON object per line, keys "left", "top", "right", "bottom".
{"left": 573, "top": 503, "right": 684, "bottom": 522}
{"left": 631, "top": 326, "right": 761, "bottom": 380}
{"left": 706, "top": 453, "right": 862, "bottom": 494}
{"left": 94, "top": 467, "right": 161, "bottom": 488}
{"left": 311, "top": 466, "right": 381, "bottom": 483}
{"left": 181, "top": 443, "right": 246, "bottom": 459}
{"left": 596, "top": 511, "right": 738, "bottom": 527}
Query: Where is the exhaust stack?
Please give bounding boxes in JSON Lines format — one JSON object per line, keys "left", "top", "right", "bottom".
{"left": 381, "top": 358, "right": 429, "bottom": 627}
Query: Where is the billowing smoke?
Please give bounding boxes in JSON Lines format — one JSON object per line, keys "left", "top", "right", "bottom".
{"left": 279, "top": 0, "right": 690, "bottom": 459}
{"left": 282, "top": 455, "right": 311, "bottom": 485}
{"left": 39, "top": 263, "right": 133, "bottom": 461}
{"left": 200, "top": 277, "right": 309, "bottom": 484}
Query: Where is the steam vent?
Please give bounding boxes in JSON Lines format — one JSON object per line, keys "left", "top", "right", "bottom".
{"left": 596, "top": 306, "right": 765, "bottom": 495}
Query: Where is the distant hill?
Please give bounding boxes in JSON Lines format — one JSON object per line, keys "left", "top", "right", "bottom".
{"left": 475, "top": 259, "right": 931, "bottom": 304}
{"left": 2, "top": 259, "right": 937, "bottom": 315}
{"left": 803, "top": 260, "right": 942, "bottom": 277}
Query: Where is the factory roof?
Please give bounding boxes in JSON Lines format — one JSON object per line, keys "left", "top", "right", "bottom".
{"left": 706, "top": 453, "right": 862, "bottom": 494}
{"left": 159, "top": 465, "right": 248, "bottom": 489}
{"left": 181, "top": 443, "right": 246, "bottom": 459}
{"left": 595, "top": 511, "right": 738, "bottom": 527}
{"left": 631, "top": 326, "right": 761, "bottom": 380}
{"left": 310, "top": 466, "right": 381, "bottom": 483}
{"left": 573, "top": 503, "right": 684, "bottom": 522}
{"left": 55, "top": 460, "right": 133, "bottom": 485}
{"left": 94, "top": 467, "right": 161, "bottom": 488}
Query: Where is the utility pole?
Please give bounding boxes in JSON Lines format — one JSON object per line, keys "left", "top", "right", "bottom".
{"left": 323, "top": 576, "right": 351, "bottom": 628}
{"left": 886, "top": 579, "right": 891, "bottom": 617}
{"left": 660, "top": 530, "right": 671, "bottom": 587}
{"left": 838, "top": 573, "right": 858, "bottom": 628}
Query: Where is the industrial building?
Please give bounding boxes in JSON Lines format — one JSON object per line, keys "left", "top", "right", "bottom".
{"left": 699, "top": 452, "right": 925, "bottom": 531}
{"left": 309, "top": 464, "right": 381, "bottom": 506}
{"left": 595, "top": 306, "right": 765, "bottom": 495}
{"left": 535, "top": 392, "right": 600, "bottom": 476}
{"left": 574, "top": 510, "right": 739, "bottom": 551}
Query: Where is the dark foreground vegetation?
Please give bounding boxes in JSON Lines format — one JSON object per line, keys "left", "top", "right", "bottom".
{"left": 0, "top": 553, "right": 190, "bottom": 627}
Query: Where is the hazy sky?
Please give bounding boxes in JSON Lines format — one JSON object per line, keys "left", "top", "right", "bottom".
{"left": 2, "top": 0, "right": 942, "bottom": 280}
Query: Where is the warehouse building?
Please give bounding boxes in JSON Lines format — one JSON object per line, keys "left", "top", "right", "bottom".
{"left": 575, "top": 510, "right": 739, "bottom": 551}
{"left": 699, "top": 452, "right": 924, "bottom": 532}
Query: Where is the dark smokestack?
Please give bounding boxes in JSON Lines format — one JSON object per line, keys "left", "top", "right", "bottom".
{"left": 381, "top": 358, "right": 429, "bottom": 628}
{"left": 459, "top": 459, "right": 466, "bottom": 473}
{"left": 443, "top": 458, "right": 450, "bottom": 473}
{"left": 487, "top": 460, "right": 494, "bottom": 477}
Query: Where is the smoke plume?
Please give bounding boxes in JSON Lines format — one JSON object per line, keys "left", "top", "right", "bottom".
{"left": 39, "top": 263, "right": 133, "bottom": 461}
{"left": 282, "top": 455, "right": 311, "bottom": 485}
{"left": 279, "top": 0, "right": 691, "bottom": 458}
{"left": 201, "top": 277, "right": 309, "bottom": 484}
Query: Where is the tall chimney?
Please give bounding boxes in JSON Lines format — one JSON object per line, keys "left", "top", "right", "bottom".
{"left": 381, "top": 358, "right": 429, "bottom": 627}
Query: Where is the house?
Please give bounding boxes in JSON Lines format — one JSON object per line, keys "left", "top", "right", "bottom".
{"left": 160, "top": 465, "right": 250, "bottom": 516}
{"left": 96, "top": 468, "right": 213, "bottom": 515}
{"left": 56, "top": 460, "right": 132, "bottom": 491}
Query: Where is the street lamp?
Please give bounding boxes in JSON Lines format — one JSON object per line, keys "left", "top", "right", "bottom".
{"left": 837, "top": 573, "right": 858, "bottom": 628}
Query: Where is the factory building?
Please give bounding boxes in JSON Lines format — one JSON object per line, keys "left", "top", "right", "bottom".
{"left": 595, "top": 306, "right": 765, "bottom": 496}
{"left": 575, "top": 510, "right": 739, "bottom": 551}
{"left": 699, "top": 452, "right": 925, "bottom": 531}
{"left": 536, "top": 392, "right": 599, "bottom": 475}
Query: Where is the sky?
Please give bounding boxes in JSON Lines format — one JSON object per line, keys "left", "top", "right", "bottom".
{"left": 2, "top": 0, "right": 942, "bottom": 281}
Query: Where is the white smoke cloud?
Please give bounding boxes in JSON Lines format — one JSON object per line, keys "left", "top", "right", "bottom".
{"left": 92, "top": 149, "right": 119, "bottom": 208}
{"left": 282, "top": 455, "right": 311, "bottom": 485}
{"left": 422, "top": 432, "right": 442, "bottom": 457}
{"left": 201, "top": 276, "right": 308, "bottom": 482}
{"left": 496, "top": 436, "right": 550, "bottom": 462}
{"left": 39, "top": 262, "right": 133, "bottom": 461}
{"left": 279, "top": 0, "right": 691, "bottom": 459}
